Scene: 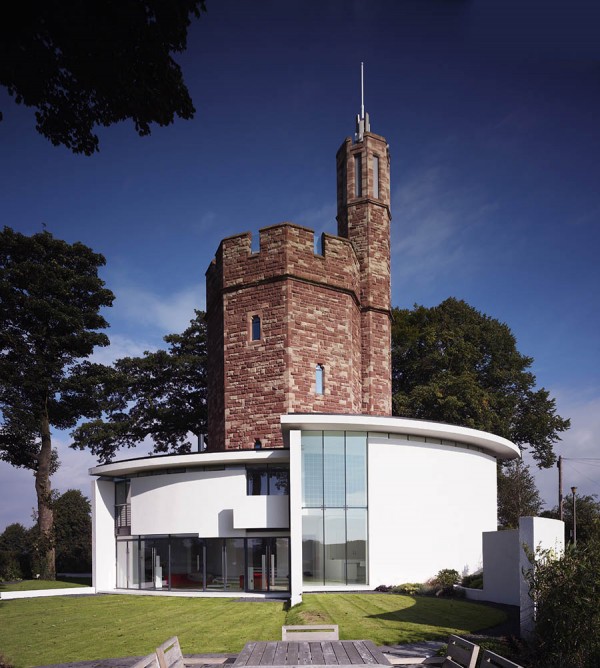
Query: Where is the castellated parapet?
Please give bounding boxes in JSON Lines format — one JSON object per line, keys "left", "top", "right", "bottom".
{"left": 206, "top": 124, "right": 393, "bottom": 452}
{"left": 206, "top": 223, "right": 363, "bottom": 451}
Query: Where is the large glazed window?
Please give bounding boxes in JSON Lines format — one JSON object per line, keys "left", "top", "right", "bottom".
{"left": 115, "top": 536, "right": 290, "bottom": 592}
{"left": 301, "top": 431, "right": 368, "bottom": 586}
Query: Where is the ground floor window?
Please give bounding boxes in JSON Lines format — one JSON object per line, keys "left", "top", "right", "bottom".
{"left": 116, "top": 535, "right": 289, "bottom": 592}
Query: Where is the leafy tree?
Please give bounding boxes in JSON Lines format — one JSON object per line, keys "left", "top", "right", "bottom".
{"left": 392, "top": 298, "right": 570, "bottom": 468}
{"left": 0, "top": 227, "right": 114, "bottom": 578}
{"left": 53, "top": 489, "right": 92, "bottom": 573}
{"left": 497, "top": 460, "right": 544, "bottom": 529}
{"left": 0, "top": 523, "right": 33, "bottom": 580}
{"left": 0, "top": 0, "right": 206, "bottom": 155}
{"left": 0, "top": 523, "right": 30, "bottom": 553}
{"left": 72, "top": 311, "right": 207, "bottom": 463}
{"left": 543, "top": 493, "right": 600, "bottom": 545}
{"left": 525, "top": 536, "right": 600, "bottom": 667}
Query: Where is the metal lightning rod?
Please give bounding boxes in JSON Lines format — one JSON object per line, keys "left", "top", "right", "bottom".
{"left": 360, "top": 62, "right": 365, "bottom": 120}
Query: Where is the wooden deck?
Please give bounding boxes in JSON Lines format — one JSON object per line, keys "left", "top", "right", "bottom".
{"left": 233, "top": 641, "right": 392, "bottom": 667}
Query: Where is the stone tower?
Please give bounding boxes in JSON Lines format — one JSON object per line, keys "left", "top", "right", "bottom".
{"left": 206, "top": 108, "right": 391, "bottom": 451}
{"left": 336, "top": 113, "right": 392, "bottom": 415}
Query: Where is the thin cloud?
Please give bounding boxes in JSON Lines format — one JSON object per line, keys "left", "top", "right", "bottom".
{"left": 114, "top": 284, "right": 204, "bottom": 334}
{"left": 91, "top": 333, "right": 156, "bottom": 365}
{"left": 391, "top": 166, "right": 494, "bottom": 291}
{"left": 293, "top": 202, "right": 337, "bottom": 237}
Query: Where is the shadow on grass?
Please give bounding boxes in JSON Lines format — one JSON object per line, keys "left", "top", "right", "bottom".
{"left": 365, "top": 596, "right": 507, "bottom": 632}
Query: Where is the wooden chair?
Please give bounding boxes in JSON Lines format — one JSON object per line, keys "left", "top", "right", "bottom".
{"left": 157, "top": 637, "right": 185, "bottom": 668}
{"left": 131, "top": 654, "right": 160, "bottom": 668}
{"left": 479, "top": 649, "right": 523, "bottom": 668}
{"left": 281, "top": 624, "right": 339, "bottom": 640}
{"left": 156, "top": 636, "right": 225, "bottom": 668}
{"left": 436, "top": 635, "right": 480, "bottom": 668}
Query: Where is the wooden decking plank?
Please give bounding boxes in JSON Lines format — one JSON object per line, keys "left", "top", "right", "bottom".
{"left": 234, "top": 642, "right": 256, "bottom": 667}
{"left": 261, "top": 643, "right": 278, "bottom": 665}
{"left": 247, "top": 642, "right": 268, "bottom": 666}
{"left": 340, "top": 642, "right": 364, "bottom": 665}
{"left": 309, "top": 643, "right": 325, "bottom": 665}
{"left": 284, "top": 642, "right": 300, "bottom": 665}
{"left": 273, "top": 643, "right": 289, "bottom": 665}
{"left": 351, "top": 642, "right": 379, "bottom": 665}
{"left": 298, "top": 642, "right": 312, "bottom": 665}
{"left": 360, "top": 641, "right": 391, "bottom": 666}
{"left": 332, "top": 643, "right": 350, "bottom": 665}
{"left": 321, "top": 642, "right": 338, "bottom": 665}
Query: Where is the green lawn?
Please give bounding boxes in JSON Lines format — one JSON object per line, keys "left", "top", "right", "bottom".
{"left": 0, "top": 593, "right": 506, "bottom": 668}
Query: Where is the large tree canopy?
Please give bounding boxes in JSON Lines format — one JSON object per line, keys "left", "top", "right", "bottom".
{"left": 71, "top": 311, "right": 207, "bottom": 463}
{"left": 0, "top": 0, "right": 206, "bottom": 155}
{"left": 392, "top": 298, "right": 570, "bottom": 468}
{"left": 497, "top": 460, "right": 544, "bottom": 529}
{"left": 0, "top": 226, "right": 114, "bottom": 577}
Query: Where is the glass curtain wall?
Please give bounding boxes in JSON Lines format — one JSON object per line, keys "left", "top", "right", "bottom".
{"left": 301, "top": 431, "right": 368, "bottom": 586}
{"left": 115, "top": 536, "right": 289, "bottom": 592}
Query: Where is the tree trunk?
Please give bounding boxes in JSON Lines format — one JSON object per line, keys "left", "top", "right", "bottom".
{"left": 35, "top": 409, "right": 55, "bottom": 579}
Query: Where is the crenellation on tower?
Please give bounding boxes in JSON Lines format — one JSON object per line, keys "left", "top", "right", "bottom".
{"left": 206, "top": 115, "right": 393, "bottom": 451}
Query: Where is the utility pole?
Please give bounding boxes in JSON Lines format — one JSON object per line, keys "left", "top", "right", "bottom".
{"left": 571, "top": 486, "right": 577, "bottom": 546}
{"left": 558, "top": 455, "right": 563, "bottom": 521}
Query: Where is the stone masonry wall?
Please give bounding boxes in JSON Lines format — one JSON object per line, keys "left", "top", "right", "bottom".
{"left": 336, "top": 132, "right": 392, "bottom": 414}
{"left": 206, "top": 223, "right": 362, "bottom": 450}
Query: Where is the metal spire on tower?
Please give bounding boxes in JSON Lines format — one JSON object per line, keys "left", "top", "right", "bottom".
{"left": 355, "top": 62, "right": 371, "bottom": 141}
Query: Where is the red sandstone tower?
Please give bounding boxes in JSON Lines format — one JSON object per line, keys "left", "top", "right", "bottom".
{"left": 206, "top": 103, "right": 391, "bottom": 451}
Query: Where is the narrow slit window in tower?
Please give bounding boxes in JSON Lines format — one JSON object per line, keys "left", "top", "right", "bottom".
{"left": 354, "top": 154, "right": 362, "bottom": 197}
{"left": 372, "top": 155, "right": 379, "bottom": 199}
{"left": 316, "top": 364, "right": 324, "bottom": 395}
{"left": 251, "top": 315, "right": 261, "bottom": 341}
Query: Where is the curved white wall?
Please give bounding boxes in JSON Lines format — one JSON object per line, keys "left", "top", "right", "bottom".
{"left": 368, "top": 436, "right": 497, "bottom": 585}
{"left": 131, "top": 468, "right": 289, "bottom": 536}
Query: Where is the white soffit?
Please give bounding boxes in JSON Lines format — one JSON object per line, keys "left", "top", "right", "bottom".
{"left": 280, "top": 414, "right": 520, "bottom": 460}
{"left": 89, "top": 448, "right": 289, "bottom": 477}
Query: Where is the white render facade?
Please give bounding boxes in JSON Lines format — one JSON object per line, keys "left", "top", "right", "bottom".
{"left": 90, "top": 414, "right": 519, "bottom": 605}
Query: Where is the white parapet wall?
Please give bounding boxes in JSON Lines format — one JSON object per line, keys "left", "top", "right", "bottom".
{"left": 519, "top": 516, "right": 565, "bottom": 638}
{"left": 0, "top": 587, "right": 95, "bottom": 600}
{"left": 482, "top": 528, "right": 520, "bottom": 605}
{"left": 479, "top": 516, "right": 564, "bottom": 637}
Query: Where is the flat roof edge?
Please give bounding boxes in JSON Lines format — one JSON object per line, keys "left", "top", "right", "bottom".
{"left": 280, "top": 413, "right": 520, "bottom": 459}
{"left": 89, "top": 448, "right": 289, "bottom": 477}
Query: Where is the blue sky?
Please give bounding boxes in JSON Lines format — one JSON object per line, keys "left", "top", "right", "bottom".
{"left": 1, "top": 0, "right": 600, "bottom": 531}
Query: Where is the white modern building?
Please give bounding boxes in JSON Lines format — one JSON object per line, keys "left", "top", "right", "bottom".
{"left": 91, "top": 415, "right": 518, "bottom": 605}
{"left": 90, "top": 108, "right": 520, "bottom": 604}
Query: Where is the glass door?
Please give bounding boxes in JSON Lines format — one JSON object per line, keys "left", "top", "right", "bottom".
{"left": 140, "top": 538, "right": 169, "bottom": 589}
{"left": 246, "top": 538, "right": 289, "bottom": 592}
{"left": 169, "top": 537, "right": 204, "bottom": 590}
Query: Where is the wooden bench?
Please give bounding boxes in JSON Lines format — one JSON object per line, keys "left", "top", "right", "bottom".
{"left": 157, "top": 637, "right": 186, "bottom": 668}
{"left": 281, "top": 624, "right": 339, "bottom": 640}
{"left": 434, "top": 635, "right": 479, "bottom": 668}
{"left": 479, "top": 649, "right": 523, "bottom": 668}
{"left": 156, "top": 636, "right": 224, "bottom": 668}
{"left": 131, "top": 654, "right": 160, "bottom": 668}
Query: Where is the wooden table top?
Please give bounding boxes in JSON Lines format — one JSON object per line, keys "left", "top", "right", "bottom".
{"left": 233, "top": 640, "right": 392, "bottom": 667}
